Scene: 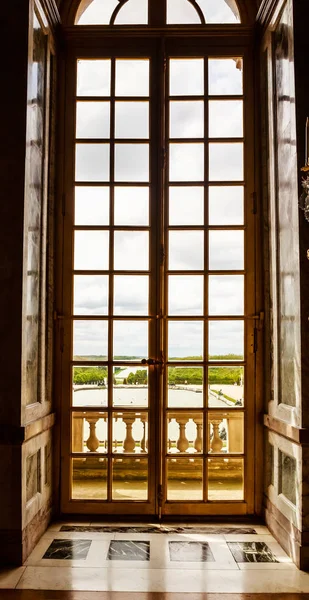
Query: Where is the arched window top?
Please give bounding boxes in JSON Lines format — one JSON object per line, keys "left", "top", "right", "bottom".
{"left": 75, "top": 0, "right": 241, "bottom": 26}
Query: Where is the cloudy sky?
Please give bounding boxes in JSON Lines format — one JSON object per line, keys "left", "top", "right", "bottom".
{"left": 73, "top": 56, "right": 244, "bottom": 359}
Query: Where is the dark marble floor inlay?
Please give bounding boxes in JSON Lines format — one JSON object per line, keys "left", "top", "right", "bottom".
{"left": 169, "top": 541, "right": 215, "bottom": 562}
{"left": 43, "top": 539, "right": 92, "bottom": 560}
{"left": 227, "top": 542, "right": 279, "bottom": 563}
{"left": 60, "top": 525, "right": 257, "bottom": 535}
{"left": 108, "top": 540, "right": 150, "bottom": 561}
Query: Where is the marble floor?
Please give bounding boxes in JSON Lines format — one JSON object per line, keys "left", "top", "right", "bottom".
{"left": 1, "top": 522, "right": 309, "bottom": 594}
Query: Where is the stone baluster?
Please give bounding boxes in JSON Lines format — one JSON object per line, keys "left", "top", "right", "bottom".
{"left": 141, "top": 418, "right": 147, "bottom": 452}
{"left": 194, "top": 417, "right": 203, "bottom": 453}
{"left": 72, "top": 415, "right": 84, "bottom": 452}
{"left": 85, "top": 417, "right": 100, "bottom": 452}
{"left": 210, "top": 419, "right": 223, "bottom": 453}
{"left": 122, "top": 415, "right": 136, "bottom": 453}
{"left": 176, "top": 416, "right": 189, "bottom": 452}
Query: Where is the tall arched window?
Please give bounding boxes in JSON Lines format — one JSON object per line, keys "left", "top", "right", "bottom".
{"left": 58, "top": 0, "right": 257, "bottom": 517}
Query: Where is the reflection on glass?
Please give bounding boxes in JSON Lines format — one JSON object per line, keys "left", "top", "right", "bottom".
{"left": 76, "top": 0, "right": 118, "bottom": 25}
{"left": 114, "top": 0, "right": 148, "bottom": 24}
{"left": 208, "top": 457, "right": 244, "bottom": 500}
{"left": 112, "top": 411, "right": 148, "bottom": 452}
{"left": 75, "top": 144, "right": 110, "bottom": 182}
{"left": 208, "top": 412, "right": 244, "bottom": 453}
{"left": 74, "top": 275, "right": 108, "bottom": 315}
{"left": 208, "top": 321, "right": 244, "bottom": 360}
{"left": 209, "top": 186, "right": 243, "bottom": 225}
{"left": 170, "top": 59, "right": 204, "bottom": 96}
{"left": 167, "top": 0, "right": 201, "bottom": 24}
{"left": 114, "top": 231, "right": 149, "bottom": 271}
{"left": 168, "top": 275, "right": 204, "bottom": 315}
{"left": 209, "top": 143, "right": 243, "bottom": 181}
{"left": 114, "top": 275, "right": 148, "bottom": 315}
{"left": 170, "top": 143, "right": 204, "bottom": 182}
{"left": 72, "top": 457, "right": 107, "bottom": 500}
{"left": 72, "top": 411, "right": 108, "bottom": 452}
{"left": 209, "top": 101, "right": 243, "bottom": 138}
{"left": 115, "top": 102, "right": 149, "bottom": 139}
{"left": 167, "top": 458, "right": 203, "bottom": 500}
{"left": 113, "top": 320, "right": 148, "bottom": 360}
{"left": 73, "top": 320, "right": 108, "bottom": 360}
{"left": 112, "top": 458, "right": 148, "bottom": 500}
{"left": 113, "top": 366, "right": 148, "bottom": 407}
{"left": 76, "top": 102, "right": 110, "bottom": 139}
{"left": 168, "top": 321, "right": 203, "bottom": 360}
{"left": 169, "top": 187, "right": 204, "bottom": 225}
{"left": 75, "top": 187, "right": 110, "bottom": 225}
{"left": 168, "top": 367, "right": 203, "bottom": 408}
{"left": 114, "top": 187, "right": 149, "bottom": 226}
{"left": 198, "top": 0, "right": 240, "bottom": 23}
{"left": 209, "top": 275, "right": 244, "bottom": 316}
{"left": 115, "top": 144, "right": 149, "bottom": 182}
{"left": 116, "top": 60, "right": 149, "bottom": 97}
{"left": 209, "top": 231, "right": 244, "bottom": 270}
{"left": 169, "top": 231, "right": 204, "bottom": 270}
{"left": 77, "top": 59, "right": 111, "bottom": 96}
{"left": 72, "top": 366, "right": 108, "bottom": 407}
{"left": 74, "top": 231, "right": 109, "bottom": 270}
{"left": 208, "top": 58, "right": 243, "bottom": 96}
{"left": 208, "top": 366, "right": 244, "bottom": 408}
{"left": 170, "top": 101, "right": 204, "bottom": 138}
{"left": 167, "top": 412, "right": 203, "bottom": 453}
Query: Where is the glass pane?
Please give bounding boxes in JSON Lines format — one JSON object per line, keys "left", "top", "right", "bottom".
{"left": 72, "top": 457, "right": 107, "bottom": 500}
{"left": 168, "top": 367, "right": 203, "bottom": 408}
{"left": 75, "top": 144, "right": 110, "bottom": 182}
{"left": 75, "top": 187, "right": 110, "bottom": 226}
{"left": 76, "top": 102, "right": 110, "bottom": 139}
{"left": 208, "top": 457, "right": 244, "bottom": 500}
{"left": 115, "top": 102, "right": 149, "bottom": 139}
{"left": 74, "top": 275, "right": 108, "bottom": 315}
{"left": 113, "top": 366, "right": 148, "bottom": 407}
{"left": 168, "top": 275, "right": 204, "bottom": 315}
{"left": 170, "top": 144, "right": 204, "bottom": 182}
{"left": 73, "top": 320, "right": 108, "bottom": 360}
{"left": 112, "top": 458, "right": 148, "bottom": 500}
{"left": 170, "top": 101, "right": 204, "bottom": 138}
{"left": 169, "top": 187, "right": 204, "bottom": 225}
{"left": 167, "top": 458, "right": 203, "bottom": 500}
{"left": 198, "top": 0, "right": 240, "bottom": 23}
{"left": 279, "top": 451, "right": 297, "bottom": 505}
{"left": 115, "top": 144, "right": 149, "bottom": 182}
{"left": 169, "top": 231, "right": 204, "bottom": 270}
{"left": 208, "top": 58, "right": 243, "bottom": 96}
{"left": 170, "top": 59, "right": 204, "bottom": 96}
{"left": 113, "top": 320, "right": 148, "bottom": 360}
{"left": 76, "top": 0, "right": 118, "bottom": 25}
{"left": 209, "top": 412, "right": 244, "bottom": 453}
{"left": 112, "top": 411, "right": 148, "bottom": 453}
{"left": 208, "top": 366, "right": 244, "bottom": 407}
{"left": 114, "top": 0, "right": 148, "bottom": 24}
{"left": 167, "top": 0, "right": 201, "bottom": 24}
{"left": 209, "top": 231, "right": 244, "bottom": 270}
{"left": 167, "top": 412, "right": 203, "bottom": 454}
{"left": 114, "top": 187, "right": 149, "bottom": 226}
{"left": 74, "top": 231, "right": 109, "bottom": 270}
{"left": 209, "top": 101, "right": 243, "bottom": 138}
{"left": 77, "top": 59, "right": 111, "bottom": 96}
{"left": 116, "top": 60, "right": 149, "bottom": 97}
{"left": 72, "top": 366, "right": 108, "bottom": 407}
{"left": 209, "top": 275, "right": 244, "bottom": 316}
{"left": 209, "top": 321, "right": 244, "bottom": 360}
{"left": 168, "top": 321, "right": 203, "bottom": 360}
{"left": 114, "top": 231, "right": 149, "bottom": 271}
{"left": 209, "top": 186, "right": 243, "bottom": 225}
{"left": 209, "top": 143, "right": 243, "bottom": 181}
{"left": 72, "top": 411, "right": 108, "bottom": 452}
{"left": 114, "top": 275, "right": 149, "bottom": 315}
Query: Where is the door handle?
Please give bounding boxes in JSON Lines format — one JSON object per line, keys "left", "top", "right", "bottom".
{"left": 141, "top": 358, "right": 164, "bottom": 366}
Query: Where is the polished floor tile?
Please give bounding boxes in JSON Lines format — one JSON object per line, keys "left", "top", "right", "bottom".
{"left": 169, "top": 541, "right": 215, "bottom": 562}
{"left": 108, "top": 541, "right": 150, "bottom": 561}
{"left": 227, "top": 542, "right": 278, "bottom": 563}
{"left": 60, "top": 525, "right": 257, "bottom": 535}
{"left": 43, "top": 540, "right": 92, "bottom": 560}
